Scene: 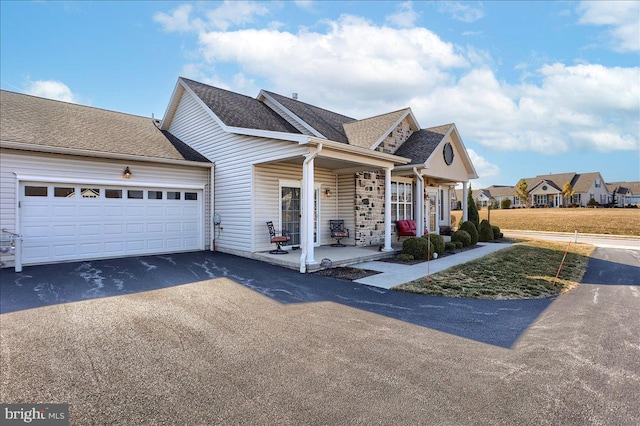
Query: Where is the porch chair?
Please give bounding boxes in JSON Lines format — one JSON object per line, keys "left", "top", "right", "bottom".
{"left": 329, "top": 220, "right": 349, "bottom": 247}
{"left": 266, "top": 221, "right": 290, "bottom": 254}
{"left": 396, "top": 220, "right": 417, "bottom": 240}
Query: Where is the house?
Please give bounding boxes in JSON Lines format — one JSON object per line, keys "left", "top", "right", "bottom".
{"left": 0, "top": 90, "right": 213, "bottom": 272}
{"left": 161, "top": 78, "right": 478, "bottom": 271}
{"left": 484, "top": 185, "right": 519, "bottom": 207}
{"left": 606, "top": 181, "right": 640, "bottom": 207}
{"left": 1, "top": 78, "right": 478, "bottom": 273}
{"left": 519, "top": 172, "right": 609, "bottom": 207}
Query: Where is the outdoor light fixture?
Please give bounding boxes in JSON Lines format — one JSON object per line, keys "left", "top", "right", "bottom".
{"left": 325, "top": 188, "right": 332, "bottom": 197}
{"left": 123, "top": 167, "right": 132, "bottom": 179}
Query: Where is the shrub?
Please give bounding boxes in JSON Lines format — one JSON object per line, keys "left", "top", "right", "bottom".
{"left": 451, "top": 229, "right": 471, "bottom": 247}
{"left": 478, "top": 219, "right": 494, "bottom": 242}
{"left": 423, "top": 233, "right": 445, "bottom": 256}
{"left": 500, "top": 198, "right": 512, "bottom": 209}
{"left": 444, "top": 242, "right": 456, "bottom": 251}
{"left": 491, "top": 225, "right": 502, "bottom": 240}
{"left": 467, "top": 188, "right": 480, "bottom": 229}
{"left": 459, "top": 221, "right": 479, "bottom": 245}
{"left": 454, "top": 241, "right": 464, "bottom": 249}
{"left": 396, "top": 253, "right": 415, "bottom": 262}
{"left": 402, "top": 237, "right": 433, "bottom": 260}
{"left": 587, "top": 198, "right": 599, "bottom": 207}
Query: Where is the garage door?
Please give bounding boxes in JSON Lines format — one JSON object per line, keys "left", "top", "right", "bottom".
{"left": 20, "top": 182, "right": 203, "bottom": 265}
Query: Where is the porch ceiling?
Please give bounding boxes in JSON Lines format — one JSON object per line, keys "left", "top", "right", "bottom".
{"left": 262, "top": 153, "right": 399, "bottom": 173}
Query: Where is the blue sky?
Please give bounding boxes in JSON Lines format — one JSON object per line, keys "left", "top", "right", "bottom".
{"left": 2, "top": 1, "right": 638, "bottom": 188}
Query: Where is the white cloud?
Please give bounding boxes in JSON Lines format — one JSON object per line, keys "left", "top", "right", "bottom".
{"left": 577, "top": 1, "right": 640, "bottom": 52}
{"left": 157, "top": 8, "right": 639, "bottom": 156}
{"left": 467, "top": 149, "right": 500, "bottom": 182}
{"left": 24, "top": 80, "right": 79, "bottom": 103}
{"left": 437, "top": 2, "right": 485, "bottom": 23}
{"left": 154, "top": 1, "right": 269, "bottom": 33}
{"left": 385, "top": 1, "right": 419, "bottom": 28}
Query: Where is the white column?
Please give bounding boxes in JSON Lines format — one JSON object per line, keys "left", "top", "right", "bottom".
{"left": 425, "top": 190, "right": 431, "bottom": 233}
{"left": 462, "top": 181, "right": 468, "bottom": 223}
{"left": 299, "top": 162, "right": 308, "bottom": 273}
{"left": 436, "top": 185, "right": 441, "bottom": 234}
{"left": 383, "top": 167, "right": 393, "bottom": 251}
{"left": 305, "top": 158, "right": 316, "bottom": 265}
{"left": 415, "top": 178, "right": 424, "bottom": 237}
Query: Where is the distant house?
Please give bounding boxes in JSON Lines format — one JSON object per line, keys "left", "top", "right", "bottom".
{"left": 519, "top": 172, "right": 609, "bottom": 207}
{"left": 607, "top": 181, "right": 640, "bottom": 207}
{"left": 453, "top": 185, "right": 518, "bottom": 209}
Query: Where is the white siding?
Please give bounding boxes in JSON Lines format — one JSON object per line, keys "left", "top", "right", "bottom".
{"left": 253, "top": 164, "right": 340, "bottom": 252}
{"left": 167, "top": 91, "right": 308, "bottom": 255}
{"left": 0, "top": 149, "right": 210, "bottom": 267}
{"left": 337, "top": 173, "right": 356, "bottom": 245}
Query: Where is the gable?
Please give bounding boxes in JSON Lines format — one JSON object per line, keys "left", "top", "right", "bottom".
{"left": 421, "top": 129, "right": 478, "bottom": 181}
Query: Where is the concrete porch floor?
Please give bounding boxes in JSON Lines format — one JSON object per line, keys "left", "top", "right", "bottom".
{"left": 252, "top": 243, "right": 403, "bottom": 272}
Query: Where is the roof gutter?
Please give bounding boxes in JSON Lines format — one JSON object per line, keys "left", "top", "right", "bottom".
{"left": 0, "top": 141, "right": 214, "bottom": 168}
{"left": 305, "top": 137, "right": 410, "bottom": 165}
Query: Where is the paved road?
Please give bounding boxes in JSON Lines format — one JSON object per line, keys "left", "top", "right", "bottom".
{"left": 1, "top": 249, "right": 638, "bottom": 424}
{"left": 504, "top": 229, "right": 640, "bottom": 250}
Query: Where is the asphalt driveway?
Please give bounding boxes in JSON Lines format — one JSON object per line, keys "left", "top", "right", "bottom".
{"left": 1, "top": 248, "right": 638, "bottom": 425}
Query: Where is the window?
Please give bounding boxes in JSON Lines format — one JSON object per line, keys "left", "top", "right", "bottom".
{"left": 148, "top": 191, "right": 163, "bottom": 200}
{"left": 391, "top": 182, "right": 413, "bottom": 221}
{"left": 54, "top": 187, "right": 75, "bottom": 198}
{"left": 127, "top": 190, "right": 143, "bottom": 199}
{"left": 167, "top": 191, "right": 181, "bottom": 200}
{"left": 81, "top": 188, "right": 100, "bottom": 198}
{"left": 595, "top": 178, "right": 601, "bottom": 188}
{"left": 185, "top": 192, "right": 198, "bottom": 200}
{"left": 105, "top": 189, "right": 122, "bottom": 199}
{"left": 25, "top": 186, "right": 48, "bottom": 197}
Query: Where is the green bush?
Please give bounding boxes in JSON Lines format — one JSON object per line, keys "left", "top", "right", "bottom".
{"left": 459, "top": 221, "right": 478, "bottom": 245}
{"left": 451, "top": 229, "right": 471, "bottom": 247}
{"left": 454, "top": 241, "right": 464, "bottom": 249}
{"left": 396, "top": 253, "right": 415, "bottom": 262}
{"left": 444, "top": 242, "right": 456, "bottom": 251}
{"left": 402, "top": 237, "right": 433, "bottom": 260}
{"left": 500, "top": 198, "right": 512, "bottom": 209}
{"left": 491, "top": 225, "right": 502, "bottom": 240}
{"left": 423, "top": 233, "right": 445, "bottom": 256}
{"left": 478, "top": 219, "right": 494, "bottom": 242}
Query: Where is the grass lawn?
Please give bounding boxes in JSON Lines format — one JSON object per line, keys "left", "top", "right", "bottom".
{"left": 394, "top": 240, "right": 595, "bottom": 299}
{"left": 474, "top": 208, "right": 640, "bottom": 236}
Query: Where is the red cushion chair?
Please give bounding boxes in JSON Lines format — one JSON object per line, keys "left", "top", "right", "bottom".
{"left": 267, "top": 221, "right": 290, "bottom": 254}
{"left": 397, "top": 220, "right": 417, "bottom": 240}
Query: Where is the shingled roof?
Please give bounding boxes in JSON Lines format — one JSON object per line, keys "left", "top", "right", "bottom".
{"left": 343, "top": 109, "right": 409, "bottom": 149}
{"left": 261, "top": 90, "right": 355, "bottom": 143}
{"left": 392, "top": 128, "right": 446, "bottom": 165}
{"left": 0, "top": 90, "right": 209, "bottom": 163}
{"left": 181, "top": 78, "right": 300, "bottom": 134}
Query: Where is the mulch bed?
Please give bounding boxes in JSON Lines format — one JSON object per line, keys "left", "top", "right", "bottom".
{"left": 314, "top": 267, "right": 381, "bottom": 281}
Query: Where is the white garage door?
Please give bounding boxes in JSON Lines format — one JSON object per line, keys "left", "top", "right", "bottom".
{"left": 20, "top": 182, "right": 203, "bottom": 265}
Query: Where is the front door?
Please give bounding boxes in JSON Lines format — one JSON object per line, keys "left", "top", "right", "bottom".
{"left": 280, "top": 186, "right": 319, "bottom": 247}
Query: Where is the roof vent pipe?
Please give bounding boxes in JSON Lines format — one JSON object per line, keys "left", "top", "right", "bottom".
{"left": 292, "top": 93, "right": 298, "bottom": 100}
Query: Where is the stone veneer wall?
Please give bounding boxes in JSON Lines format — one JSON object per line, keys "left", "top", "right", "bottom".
{"left": 354, "top": 170, "right": 386, "bottom": 246}
{"left": 375, "top": 117, "right": 413, "bottom": 154}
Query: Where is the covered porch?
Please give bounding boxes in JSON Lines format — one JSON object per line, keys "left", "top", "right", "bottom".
{"left": 253, "top": 242, "right": 403, "bottom": 272}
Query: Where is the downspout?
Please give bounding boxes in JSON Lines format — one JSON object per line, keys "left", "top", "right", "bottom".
{"left": 413, "top": 167, "right": 424, "bottom": 237}
{"left": 300, "top": 143, "right": 323, "bottom": 273}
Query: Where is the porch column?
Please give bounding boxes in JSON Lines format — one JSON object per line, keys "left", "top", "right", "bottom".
{"left": 425, "top": 190, "right": 431, "bottom": 233}
{"left": 436, "top": 185, "right": 441, "bottom": 234}
{"left": 462, "top": 181, "right": 468, "bottom": 222}
{"left": 415, "top": 176, "right": 424, "bottom": 237}
{"left": 304, "top": 158, "right": 316, "bottom": 265}
{"left": 382, "top": 167, "right": 393, "bottom": 252}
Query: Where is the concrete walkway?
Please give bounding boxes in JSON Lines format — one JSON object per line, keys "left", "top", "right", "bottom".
{"left": 352, "top": 242, "right": 511, "bottom": 289}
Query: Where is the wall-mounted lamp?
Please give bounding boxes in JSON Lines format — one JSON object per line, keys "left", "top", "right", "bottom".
{"left": 325, "top": 188, "right": 332, "bottom": 197}
{"left": 123, "top": 167, "right": 132, "bottom": 179}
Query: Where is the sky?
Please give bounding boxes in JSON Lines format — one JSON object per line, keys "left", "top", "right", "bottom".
{"left": 1, "top": 1, "right": 639, "bottom": 188}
